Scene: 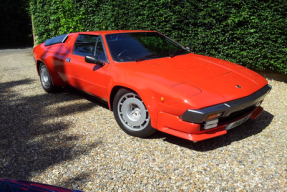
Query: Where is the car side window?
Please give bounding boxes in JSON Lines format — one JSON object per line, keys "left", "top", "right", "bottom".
{"left": 73, "top": 35, "right": 98, "bottom": 57}
{"left": 95, "top": 37, "right": 108, "bottom": 62}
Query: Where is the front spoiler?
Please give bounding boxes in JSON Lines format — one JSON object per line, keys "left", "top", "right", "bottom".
{"left": 158, "top": 106, "right": 263, "bottom": 142}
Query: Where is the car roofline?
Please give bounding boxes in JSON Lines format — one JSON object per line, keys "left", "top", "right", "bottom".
{"left": 70, "top": 30, "right": 157, "bottom": 36}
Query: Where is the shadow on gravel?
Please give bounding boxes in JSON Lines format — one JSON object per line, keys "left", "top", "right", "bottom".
{"left": 62, "top": 86, "right": 109, "bottom": 110}
{"left": 149, "top": 110, "right": 274, "bottom": 151}
{"left": 0, "top": 78, "right": 102, "bottom": 186}
{"left": 60, "top": 172, "right": 90, "bottom": 189}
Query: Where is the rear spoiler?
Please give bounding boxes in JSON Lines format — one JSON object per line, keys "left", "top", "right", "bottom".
{"left": 44, "top": 34, "right": 69, "bottom": 46}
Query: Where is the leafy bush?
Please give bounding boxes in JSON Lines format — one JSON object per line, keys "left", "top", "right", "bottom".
{"left": 30, "top": 0, "right": 287, "bottom": 74}
{"left": 0, "top": 0, "right": 33, "bottom": 48}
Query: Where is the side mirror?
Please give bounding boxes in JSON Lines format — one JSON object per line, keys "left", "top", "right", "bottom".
{"left": 85, "top": 55, "right": 105, "bottom": 66}
{"left": 186, "top": 45, "right": 191, "bottom": 52}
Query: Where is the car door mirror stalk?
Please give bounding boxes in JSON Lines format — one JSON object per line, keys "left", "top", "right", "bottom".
{"left": 186, "top": 45, "right": 191, "bottom": 52}
{"left": 85, "top": 55, "right": 105, "bottom": 66}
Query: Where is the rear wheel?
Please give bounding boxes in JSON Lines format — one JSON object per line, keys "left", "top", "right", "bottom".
{"left": 39, "top": 63, "right": 58, "bottom": 93}
{"left": 113, "top": 89, "right": 157, "bottom": 137}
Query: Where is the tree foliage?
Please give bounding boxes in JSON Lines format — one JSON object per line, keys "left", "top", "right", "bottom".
{"left": 30, "top": 0, "right": 287, "bottom": 73}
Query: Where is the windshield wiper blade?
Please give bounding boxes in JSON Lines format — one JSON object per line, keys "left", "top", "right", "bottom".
{"left": 135, "top": 53, "right": 167, "bottom": 62}
{"left": 170, "top": 49, "right": 187, "bottom": 58}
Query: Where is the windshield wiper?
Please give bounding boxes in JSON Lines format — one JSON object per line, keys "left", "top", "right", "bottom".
{"left": 135, "top": 53, "right": 168, "bottom": 62}
{"left": 170, "top": 49, "right": 187, "bottom": 58}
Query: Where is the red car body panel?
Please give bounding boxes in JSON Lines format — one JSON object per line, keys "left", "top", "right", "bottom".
{"left": 0, "top": 178, "right": 81, "bottom": 192}
{"left": 33, "top": 30, "right": 270, "bottom": 141}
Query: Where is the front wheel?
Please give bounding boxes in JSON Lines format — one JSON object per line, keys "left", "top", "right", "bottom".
{"left": 113, "top": 89, "right": 157, "bottom": 137}
{"left": 39, "top": 63, "right": 58, "bottom": 93}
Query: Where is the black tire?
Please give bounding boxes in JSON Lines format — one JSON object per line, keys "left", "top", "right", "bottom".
{"left": 39, "top": 63, "right": 58, "bottom": 93}
{"left": 113, "top": 88, "right": 157, "bottom": 137}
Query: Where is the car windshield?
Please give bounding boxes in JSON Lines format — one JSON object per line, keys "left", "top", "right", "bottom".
{"left": 105, "top": 32, "right": 189, "bottom": 62}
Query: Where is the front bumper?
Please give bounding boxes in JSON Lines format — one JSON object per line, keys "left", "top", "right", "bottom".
{"left": 157, "top": 84, "right": 272, "bottom": 141}
{"left": 181, "top": 84, "right": 272, "bottom": 123}
{"left": 158, "top": 106, "right": 263, "bottom": 141}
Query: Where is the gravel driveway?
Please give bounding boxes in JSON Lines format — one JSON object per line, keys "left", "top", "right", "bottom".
{"left": 0, "top": 50, "right": 286, "bottom": 191}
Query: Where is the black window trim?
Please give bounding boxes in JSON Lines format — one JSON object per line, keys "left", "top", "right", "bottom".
{"left": 72, "top": 34, "right": 109, "bottom": 64}
{"left": 72, "top": 34, "right": 98, "bottom": 57}
{"left": 96, "top": 35, "right": 109, "bottom": 64}
{"left": 104, "top": 32, "right": 187, "bottom": 63}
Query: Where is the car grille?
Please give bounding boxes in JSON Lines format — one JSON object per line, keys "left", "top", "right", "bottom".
{"left": 218, "top": 105, "right": 257, "bottom": 124}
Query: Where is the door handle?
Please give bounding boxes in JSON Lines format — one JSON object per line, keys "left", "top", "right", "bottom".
{"left": 66, "top": 57, "right": 71, "bottom": 62}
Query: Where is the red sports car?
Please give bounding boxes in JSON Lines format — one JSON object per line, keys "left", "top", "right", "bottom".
{"left": 33, "top": 30, "right": 271, "bottom": 142}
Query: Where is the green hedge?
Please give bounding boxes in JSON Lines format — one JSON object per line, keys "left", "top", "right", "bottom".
{"left": 30, "top": 0, "right": 287, "bottom": 74}
{"left": 0, "top": 0, "right": 33, "bottom": 48}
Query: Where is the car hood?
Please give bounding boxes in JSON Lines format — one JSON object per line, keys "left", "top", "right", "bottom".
{"left": 134, "top": 53, "right": 268, "bottom": 108}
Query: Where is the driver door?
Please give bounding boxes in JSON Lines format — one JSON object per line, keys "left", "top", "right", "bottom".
{"left": 64, "top": 34, "right": 109, "bottom": 101}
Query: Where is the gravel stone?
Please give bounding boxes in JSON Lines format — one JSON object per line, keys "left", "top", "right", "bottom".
{"left": 0, "top": 51, "right": 286, "bottom": 191}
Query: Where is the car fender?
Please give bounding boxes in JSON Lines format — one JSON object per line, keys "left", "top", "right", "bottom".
{"left": 106, "top": 66, "right": 190, "bottom": 129}
{"left": 107, "top": 82, "right": 162, "bottom": 129}
{"left": 34, "top": 44, "right": 67, "bottom": 86}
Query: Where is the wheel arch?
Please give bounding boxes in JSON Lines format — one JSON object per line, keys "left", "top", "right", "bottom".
{"left": 109, "top": 85, "right": 138, "bottom": 111}
{"left": 108, "top": 84, "right": 160, "bottom": 129}
{"left": 36, "top": 60, "right": 66, "bottom": 87}
{"left": 36, "top": 60, "right": 43, "bottom": 75}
